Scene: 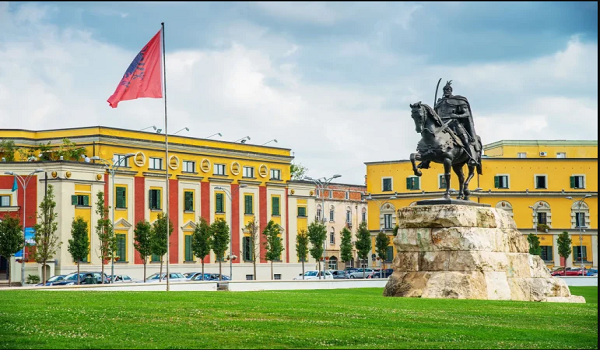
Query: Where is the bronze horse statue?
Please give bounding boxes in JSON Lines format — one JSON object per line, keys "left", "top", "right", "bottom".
{"left": 409, "top": 101, "right": 482, "bottom": 200}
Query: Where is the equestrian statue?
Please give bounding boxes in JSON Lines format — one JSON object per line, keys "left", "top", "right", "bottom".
{"left": 409, "top": 80, "right": 482, "bottom": 200}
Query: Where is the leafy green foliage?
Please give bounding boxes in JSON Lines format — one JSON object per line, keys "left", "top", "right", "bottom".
{"left": 210, "top": 218, "right": 230, "bottom": 280}
{"left": 296, "top": 229, "right": 309, "bottom": 263}
{"left": 243, "top": 219, "right": 260, "bottom": 279}
{"left": 557, "top": 231, "right": 572, "bottom": 261}
{"left": 355, "top": 221, "right": 371, "bottom": 261}
{"left": 68, "top": 217, "right": 90, "bottom": 263}
{"left": 375, "top": 232, "right": 389, "bottom": 262}
{"left": 339, "top": 227, "right": 353, "bottom": 263}
{"left": 192, "top": 217, "right": 212, "bottom": 276}
{"left": 33, "top": 184, "right": 61, "bottom": 284}
{"left": 0, "top": 214, "right": 24, "bottom": 285}
{"left": 527, "top": 233, "right": 542, "bottom": 256}
{"left": 290, "top": 163, "right": 308, "bottom": 180}
{"left": 133, "top": 220, "right": 152, "bottom": 281}
{"left": 0, "top": 140, "right": 18, "bottom": 161}
{"left": 263, "top": 220, "right": 284, "bottom": 262}
{"left": 95, "top": 191, "right": 115, "bottom": 282}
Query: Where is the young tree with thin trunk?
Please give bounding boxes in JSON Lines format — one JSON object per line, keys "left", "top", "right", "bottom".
{"left": 68, "top": 217, "right": 89, "bottom": 285}
{"left": 296, "top": 229, "right": 309, "bottom": 280}
{"left": 557, "top": 231, "right": 572, "bottom": 276}
{"left": 210, "top": 218, "right": 230, "bottom": 281}
{"left": 263, "top": 220, "right": 284, "bottom": 280}
{"left": 192, "top": 217, "right": 212, "bottom": 279}
{"left": 527, "top": 233, "right": 542, "bottom": 256}
{"left": 133, "top": 220, "right": 152, "bottom": 282}
{"left": 339, "top": 227, "right": 353, "bottom": 268}
{"left": 33, "top": 184, "right": 61, "bottom": 285}
{"left": 355, "top": 221, "right": 372, "bottom": 279}
{"left": 151, "top": 212, "right": 174, "bottom": 281}
{"left": 0, "top": 214, "right": 24, "bottom": 287}
{"left": 375, "top": 231, "right": 389, "bottom": 277}
{"left": 307, "top": 221, "right": 327, "bottom": 279}
{"left": 243, "top": 219, "right": 260, "bottom": 280}
{"left": 95, "top": 191, "right": 115, "bottom": 284}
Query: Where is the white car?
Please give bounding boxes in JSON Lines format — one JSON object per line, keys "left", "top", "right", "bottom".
{"left": 293, "top": 270, "right": 334, "bottom": 280}
{"left": 141, "top": 272, "right": 188, "bottom": 283}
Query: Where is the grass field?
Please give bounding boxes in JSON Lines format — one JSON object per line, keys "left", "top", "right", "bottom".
{"left": 0, "top": 287, "right": 597, "bottom": 349}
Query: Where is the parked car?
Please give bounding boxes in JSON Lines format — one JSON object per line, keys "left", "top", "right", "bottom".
{"left": 52, "top": 272, "right": 110, "bottom": 285}
{"left": 36, "top": 274, "right": 66, "bottom": 286}
{"left": 189, "top": 273, "right": 213, "bottom": 281}
{"left": 347, "top": 268, "right": 374, "bottom": 279}
{"left": 208, "top": 274, "right": 230, "bottom": 281}
{"left": 344, "top": 267, "right": 359, "bottom": 274}
{"left": 369, "top": 268, "right": 394, "bottom": 278}
{"left": 185, "top": 272, "right": 204, "bottom": 280}
{"left": 551, "top": 268, "right": 587, "bottom": 276}
{"left": 331, "top": 270, "right": 350, "bottom": 279}
{"left": 586, "top": 268, "right": 598, "bottom": 277}
{"left": 109, "top": 274, "right": 135, "bottom": 283}
{"left": 293, "top": 270, "right": 333, "bottom": 280}
{"left": 143, "top": 272, "right": 188, "bottom": 283}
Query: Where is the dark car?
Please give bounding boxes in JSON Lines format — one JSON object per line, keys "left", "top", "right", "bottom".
{"left": 331, "top": 270, "right": 350, "bottom": 279}
{"left": 369, "top": 268, "right": 394, "bottom": 278}
{"left": 51, "top": 272, "right": 110, "bottom": 285}
{"left": 190, "top": 273, "right": 213, "bottom": 281}
{"left": 208, "top": 274, "right": 230, "bottom": 281}
{"left": 36, "top": 274, "right": 66, "bottom": 286}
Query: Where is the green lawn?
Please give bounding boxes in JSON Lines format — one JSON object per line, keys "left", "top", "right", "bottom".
{"left": 0, "top": 287, "right": 597, "bottom": 349}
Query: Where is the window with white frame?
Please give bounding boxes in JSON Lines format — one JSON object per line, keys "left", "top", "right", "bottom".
{"left": 243, "top": 166, "right": 254, "bottom": 178}
{"left": 406, "top": 176, "right": 420, "bottom": 190}
{"left": 270, "top": 169, "right": 281, "bottom": 180}
{"left": 0, "top": 196, "right": 11, "bottom": 207}
{"left": 532, "top": 201, "right": 551, "bottom": 228}
{"left": 384, "top": 214, "right": 392, "bottom": 229}
{"left": 557, "top": 152, "right": 566, "bottom": 158}
{"left": 330, "top": 228, "right": 335, "bottom": 245}
{"left": 382, "top": 178, "right": 392, "bottom": 192}
{"left": 316, "top": 205, "right": 322, "bottom": 221}
{"left": 571, "top": 201, "right": 589, "bottom": 229}
{"left": 570, "top": 175, "right": 585, "bottom": 189}
{"left": 535, "top": 175, "right": 547, "bottom": 189}
{"left": 329, "top": 207, "right": 334, "bottom": 222}
{"left": 149, "top": 157, "right": 162, "bottom": 170}
{"left": 517, "top": 152, "right": 526, "bottom": 158}
{"left": 113, "top": 154, "right": 130, "bottom": 167}
{"left": 214, "top": 164, "right": 226, "bottom": 175}
{"left": 183, "top": 161, "right": 195, "bottom": 173}
{"left": 494, "top": 175, "right": 509, "bottom": 189}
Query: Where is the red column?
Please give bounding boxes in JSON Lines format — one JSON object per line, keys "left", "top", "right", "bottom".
{"left": 201, "top": 181, "right": 210, "bottom": 263}
{"left": 231, "top": 184, "right": 240, "bottom": 264}
{"left": 259, "top": 185, "right": 267, "bottom": 263}
{"left": 169, "top": 178, "right": 179, "bottom": 264}
{"left": 285, "top": 188, "right": 290, "bottom": 263}
{"left": 134, "top": 176, "right": 145, "bottom": 264}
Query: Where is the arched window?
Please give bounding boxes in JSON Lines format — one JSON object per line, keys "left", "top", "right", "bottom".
{"left": 328, "top": 256, "right": 338, "bottom": 270}
{"left": 361, "top": 207, "right": 367, "bottom": 222}
{"left": 380, "top": 202, "right": 396, "bottom": 230}
{"left": 346, "top": 206, "right": 352, "bottom": 224}
{"left": 329, "top": 205, "right": 335, "bottom": 222}
{"left": 495, "top": 201, "right": 514, "bottom": 217}
{"left": 316, "top": 204, "right": 322, "bottom": 221}
{"left": 570, "top": 201, "right": 590, "bottom": 229}
{"left": 531, "top": 201, "right": 551, "bottom": 229}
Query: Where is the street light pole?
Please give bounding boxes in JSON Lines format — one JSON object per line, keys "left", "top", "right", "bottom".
{"left": 566, "top": 195, "right": 592, "bottom": 274}
{"left": 305, "top": 174, "right": 341, "bottom": 279}
{"left": 91, "top": 154, "right": 135, "bottom": 283}
{"left": 365, "top": 193, "right": 397, "bottom": 276}
{"left": 215, "top": 184, "right": 247, "bottom": 280}
{"left": 4, "top": 169, "right": 44, "bottom": 286}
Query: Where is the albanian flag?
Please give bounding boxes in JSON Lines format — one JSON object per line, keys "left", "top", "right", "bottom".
{"left": 107, "top": 30, "right": 163, "bottom": 108}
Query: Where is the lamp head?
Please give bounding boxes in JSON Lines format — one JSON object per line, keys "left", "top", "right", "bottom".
{"left": 333, "top": 174, "right": 342, "bottom": 179}
{"left": 34, "top": 169, "right": 44, "bottom": 173}
{"left": 584, "top": 194, "right": 592, "bottom": 198}
{"left": 185, "top": 127, "right": 189, "bottom": 131}
{"left": 215, "top": 186, "right": 223, "bottom": 190}
{"left": 90, "top": 156, "right": 101, "bottom": 160}
{"left": 566, "top": 196, "right": 573, "bottom": 200}
{"left": 240, "top": 184, "right": 248, "bottom": 188}
{"left": 218, "top": 133, "right": 222, "bottom": 137}
{"left": 125, "top": 153, "right": 136, "bottom": 158}
{"left": 156, "top": 129, "right": 162, "bottom": 134}
{"left": 4, "top": 171, "right": 14, "bottom": 175}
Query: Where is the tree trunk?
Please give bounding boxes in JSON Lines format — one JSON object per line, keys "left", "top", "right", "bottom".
{"left": 302, "top": 260, "right": 305, "bottom": 280}
{"left": 77, "top": 261, "right": 81, "bottom": 285}
{"left": 201, "top": 260, "right": 205, "bottom": 280}
{"left": 253, "top": 260, "right": 257, "bottom": 281}
{"left": 143, "top": 260, "right": 147, "bottom": 283}
{"left": 42, "top": 259, "right": 47, "bottom": 286}
{"left": 317, "top": 260, "right": 321, "bottom": 279}
{"left": 271, "top": 261, "right": 273, "bottom": 280}
{"left": 159, "top": 257, "right": 164, "bottom": 282}
{"left": 7, "top": 258, "right": 11, "bottom": 287}
{"left": 219, "top": 260, "right": 222, "bottom": 281}
{"left": 101, "top": 258, "right": 105, "bottom": 284}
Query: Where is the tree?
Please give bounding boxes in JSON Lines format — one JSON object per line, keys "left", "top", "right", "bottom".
{"left": 355, "top": 221, "right": 372, "bottom": 278}
{"left": 296, "top": 229, "right": 309, "bottom": 280}
{"left": 290, "top": 163, "right": 308, "bottom": 180}
{"left": 68, "top": 217, "right": 89, "bottom": 285}
{"left": 0, "top": 214, "right": 24, "bottom": 286}
{"left": 340, "top": 227, "right": 353, "bottom": 267}
{"left": 0, "top": 140, "right": 18, "bottom": 162}
{"left": 243, "top": 219, "right": 260, "bottom": 280}
{"left": 392, "top": 225, "right": 400, "bottom": 237}
{"left": 33, "top": 184, "right": 61, "bottom": 285}
{"left": 95, "top": 191, "right": 115, "bottom": 284}
{"left": 133, "top": 220, "right": 152, "bottom": 282}
{"left": 151, "top": 212, "right": 174, "bottom": 281}
{"left": 307, "top": 221, "right": 327, "bottom": 279}
{"left": 192, "top": 217, "right": 212, "bottom": 279}
{"left": 527, "top": 233, "right": 542, "bottom": 256}
{"left": 263, "top": 220, "right": 284, "bottom": 280}
{"left": 557, "top": 231, "right": 572, "bottom": 275}
{"left": 210, "top": 218, "right": 230, "bottom": 281}
{"left": 375, "top": 231, "right": 389, "bottom": 276}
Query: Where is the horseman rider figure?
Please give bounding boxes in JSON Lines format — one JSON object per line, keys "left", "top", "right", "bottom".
{"left": 434, "top": 80, "right": 480, "bottom": 167}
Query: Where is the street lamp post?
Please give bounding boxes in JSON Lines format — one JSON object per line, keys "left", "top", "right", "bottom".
{"left": 214, "top": 184, "right": 247, "bottom": 281}
{"left": 91, "top": 154, "right": 135, "bottom": 283}
{"left": 4, "top": 169, "right": 44, "bottom": 286}
{"left": 566, "top": 195, "right": 592, "bottom": 274}
{"left": 304, "top": 174, "right": 341, "bottom": 279}
{"left": 365, "top": 193, "right": 397, "bottom": 276}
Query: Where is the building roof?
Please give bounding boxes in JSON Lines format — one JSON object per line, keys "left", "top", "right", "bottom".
{"left": 483, "top": 140, "right": 597, "bottom": 150}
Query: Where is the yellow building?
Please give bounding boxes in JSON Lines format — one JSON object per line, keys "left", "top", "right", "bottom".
{"left": 365, "top": 140, "right": 598, "bottom": 270}
{"left": 0, "top": 126, "right": 318, "bottom": 282}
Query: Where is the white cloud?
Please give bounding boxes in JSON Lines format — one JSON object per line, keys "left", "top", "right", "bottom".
{"left": 253, "top": 2, "right": 339, "bottom": 25}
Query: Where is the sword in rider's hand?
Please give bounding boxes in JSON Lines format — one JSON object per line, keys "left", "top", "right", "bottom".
{"left": 434, "top": 78, "right": 442, "bottom": 106}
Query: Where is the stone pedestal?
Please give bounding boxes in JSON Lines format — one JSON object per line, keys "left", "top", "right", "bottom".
{"left": 383, "top": 205, "right": 585, "bottom": 303}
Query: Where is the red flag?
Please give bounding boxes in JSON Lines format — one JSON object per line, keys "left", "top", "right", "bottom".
{"left": 107, "top": 30, "right": 163, "bottom": 108}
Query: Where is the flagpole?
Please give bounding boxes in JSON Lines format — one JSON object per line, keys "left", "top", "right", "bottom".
{"left": 161, "top": 22, "right": 170, "bottom": 292}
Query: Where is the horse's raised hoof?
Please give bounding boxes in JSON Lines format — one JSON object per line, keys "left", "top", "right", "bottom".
{"left": 414, "top": 170, "right": 422, "bottom": 176}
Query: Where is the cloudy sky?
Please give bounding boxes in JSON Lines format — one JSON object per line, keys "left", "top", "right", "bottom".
{"left": 0, "top": 2, "right": 597, "bottom": 184}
